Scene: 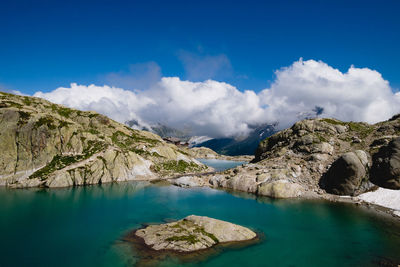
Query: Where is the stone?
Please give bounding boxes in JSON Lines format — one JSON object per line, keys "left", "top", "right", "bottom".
{"left": 321, "top": 151, "right": 369, "bottom": 195}
{"left": 134, "top": 215, "right": 256, "bottom": 252}
{"left": 170, "top": 176, "right": 205, "bottom": 187}
{"left": 370, "top": 138, "right": 400, "bottom": 189}
{"left": 257, "top": 179, "right": 304, "bottom": 198}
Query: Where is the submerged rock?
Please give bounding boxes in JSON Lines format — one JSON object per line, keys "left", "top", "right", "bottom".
{"left": 135, "top": 215, "right": 257, "bottom": 252}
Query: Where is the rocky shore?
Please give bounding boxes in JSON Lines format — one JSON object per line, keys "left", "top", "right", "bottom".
{"left": 132, "top": 215, "right": 257, "bottom": 252}
{"left": 168, "top": 116, "right": 400, "bottom": 218}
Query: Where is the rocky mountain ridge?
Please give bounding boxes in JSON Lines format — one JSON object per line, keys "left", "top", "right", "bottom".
{"left": 0, "top": 92, "right": 207, "bottom": 188}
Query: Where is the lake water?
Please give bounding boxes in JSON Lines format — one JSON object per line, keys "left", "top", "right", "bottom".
{"left": 196, "top": 158, "right": 247, "bottom": 172}
{"left": 1, "top": 160, "right": 400, "bottom": 267}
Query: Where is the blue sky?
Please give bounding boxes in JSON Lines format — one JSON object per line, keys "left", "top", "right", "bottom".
{"left": 1, "top": 0, "right": 400, "bottom": 95}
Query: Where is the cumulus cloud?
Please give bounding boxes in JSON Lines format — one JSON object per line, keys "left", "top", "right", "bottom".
{"left": 33, "top": 59, "right": 400, "bottom": 138}
{"left": 260, "top": 59, "right": 400, "bottom": 128}
{"left": 34, "top": 83, "right": 154, "bottom": 127}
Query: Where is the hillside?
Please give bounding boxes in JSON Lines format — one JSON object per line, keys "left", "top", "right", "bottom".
{"left": 195, "top": 124, "right": 276, "bottom": 156}
{"left": 0, "top": 92, "right": 206, "bottom": 188}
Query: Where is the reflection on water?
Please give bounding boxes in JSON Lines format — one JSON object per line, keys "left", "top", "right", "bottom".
{"left": 0, "top": 181, "right": 400, "bottom": 267}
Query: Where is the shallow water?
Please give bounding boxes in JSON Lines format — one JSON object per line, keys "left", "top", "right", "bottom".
{"left": 1, "top": 159, "right": 400, "bottom": 267}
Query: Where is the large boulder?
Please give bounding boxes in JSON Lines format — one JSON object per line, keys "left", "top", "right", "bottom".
{"left": 370, "top": 138, "right": 400, "bottom": 189}
{"left": 257, "top": 179, "right": 304, "bottom": 198}
{"left": 134, "top": 215, "right": 256, "bottom": 252}
{"left": 321, "top": 150, "right": 369, "bottom": 195}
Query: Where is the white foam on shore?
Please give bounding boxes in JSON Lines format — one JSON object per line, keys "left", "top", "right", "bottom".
{"left": 358, "top": 187, "right": 400, "bottom": 212}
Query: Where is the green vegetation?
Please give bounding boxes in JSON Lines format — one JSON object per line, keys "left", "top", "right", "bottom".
{"left": 82, "top": 140, "right": 107, "bottom": 157}
{"left": 194, "top": 227, "right": 219, "bottom": 243}
{"left": 30, "top": 154, "right": 83, "bottom": 180}
{"left": 322, "top": 118, "right": 374, "bottom": 139}
{"left": 30, "top": 140, "right": 107, "bottom": 180}
{"left": 321, "top": 118, "right": 347, "bottom": 126}
{"left": 17, "top": 111, "right": 31, "bottom": 126}
{"left": 58, "top": 120, "right": 72, "bottom": 128}
{"left": 347, "top": 122, "right": 374, "bottom": 138}
{"left": 34, "top": 117, "right": 56, "bottom": 130}
{"left": 167, "top": 220, "right": 219, "bottom": 244}
{"left": 51, "top": 104, "right": 74, "bottom": 118}
{"left": 165, "top": 234, "right": 199, "bottom": 244}
{"left": 154, "top": 160, "right": 203, "bottom": 173}
{"left": 2, "top": 101, "right": 23, "bottom": 109}
{"left": 22, "top": 97, "right": 32, "bottom": 106}
{"left": 87, "top": 128, "right": 100, "bottom": 135}
{"left": 57, "top": 107, "right": 74, "bottom": 118}
{"left": 315, "top": 133, "right": 328, "bottom": 143}
{"left": 111, "top": 130, "right": 160, "bottom": 151}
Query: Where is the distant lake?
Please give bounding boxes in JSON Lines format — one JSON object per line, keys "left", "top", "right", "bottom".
{"left": 1, "top": 178, "right": 400, "bottom": 266}
{"left": 196, "top": 158, "right": 247, "bottom": 172}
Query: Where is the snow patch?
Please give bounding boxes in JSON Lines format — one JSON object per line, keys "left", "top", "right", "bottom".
{"left": 358, "top": 187, "right": 400, "bottom": 211}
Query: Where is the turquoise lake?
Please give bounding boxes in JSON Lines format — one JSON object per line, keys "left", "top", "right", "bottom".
{"left": 1, "top": 160, "right": 400, "bottom": 267}
{"left": 196, "top": 158, "right": 247, "bottom": 172}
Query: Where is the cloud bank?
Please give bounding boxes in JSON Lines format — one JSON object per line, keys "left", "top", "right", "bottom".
{"left": 34, "top": 59, "right": 400, "bottom": 138}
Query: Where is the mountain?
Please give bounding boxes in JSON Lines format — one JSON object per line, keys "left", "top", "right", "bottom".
{"left": 195, "top": 124, "right": 277, "bottom": 156}
{"left": 0, "top": 92, "right": 206, "bottom": 188}
{"left": 125, "top": 120, "right": 212, "bottom": 146}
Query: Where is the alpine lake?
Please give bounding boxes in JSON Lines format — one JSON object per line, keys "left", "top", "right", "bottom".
{"left": 1, "top": 159, "right": 400, "bottom": 267}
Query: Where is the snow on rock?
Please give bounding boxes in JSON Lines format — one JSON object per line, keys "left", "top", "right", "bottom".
{"left": 358, "top": 187, "right": 400, "bottom": 212}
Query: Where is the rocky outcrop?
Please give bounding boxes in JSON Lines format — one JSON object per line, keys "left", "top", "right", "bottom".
{"left": 182, "top": 116, "right": 400, "bottom": 198}
{"left": 0, "top": 92, "right": 206, "bottom": 188}
{"left": 257, "top": 179, "right": 304, "bottom": 198}
{"left": 370, "top": 138, "right": 400, "bottom": 189}
{"left": 321, "top": 150, "right": 370, "bottom": 195}
{"left": 185, "top": 146, "right": 253, "bottom": 162}
{"left": 134, "top": 215, "right": 256, "bottom": 252}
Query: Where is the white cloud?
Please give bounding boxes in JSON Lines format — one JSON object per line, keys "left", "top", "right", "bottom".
{"left": 260, "top": 59, "right": 400, "bottom": 128}
{"left": 33, "top": 59, "right": 400, "bottom": 138}
{"left": 34, "top": 83, "right": 154, "bottom": 127}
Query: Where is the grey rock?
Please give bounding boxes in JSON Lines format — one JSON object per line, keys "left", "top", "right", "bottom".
{"left": 135, "top": 215, "right": 256, "bottom": 252}
{"left": 321, "top": 151, "right": 369, "bottom": 195}
{"left": 370, "top": 138, "right": 400, "bottom": 189}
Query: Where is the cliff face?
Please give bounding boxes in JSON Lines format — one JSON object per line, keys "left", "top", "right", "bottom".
{"left": 0, "top": 92, "right": 206, "bottom": 188}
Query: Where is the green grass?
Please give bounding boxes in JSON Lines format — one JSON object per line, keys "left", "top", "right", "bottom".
{"left": 165, "top": 234, "right": 199, "bottom": 244}
{"left": 35, "top": 117, "right": 56, "bottom": 130}
{"left": 29, "top": 140, "right": 107, "bottom": 180}
{"left": 194, "top": 227, "right": 219, "bottom": 243}
{"left": 154, "top": 160, "right": 203, "bottom": 173}
{"left": 347, "top": 122, "right": 374, "bottom": 138}
{"left": 58, "top": 120, "right": 72, "bottom": 128}
{"left": 111, "top": 130, "right": 160, "bottom": 151}
{"left": 22, "top": 97, "right": 33, "bottom": 106}
{"left": 17, "top": 111, "right": 31, "bottom": 126}
{"left": 321, "top": 118, "right": 347, "bottom": 126}
{"left": 87, "top": 128, "right": 100, "bottom": 135}
{"left": 29, "top": 155, "right": 84, "bottom": 180}
{"left": 51, "top": 104, "right": 74, "bottom": 118}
